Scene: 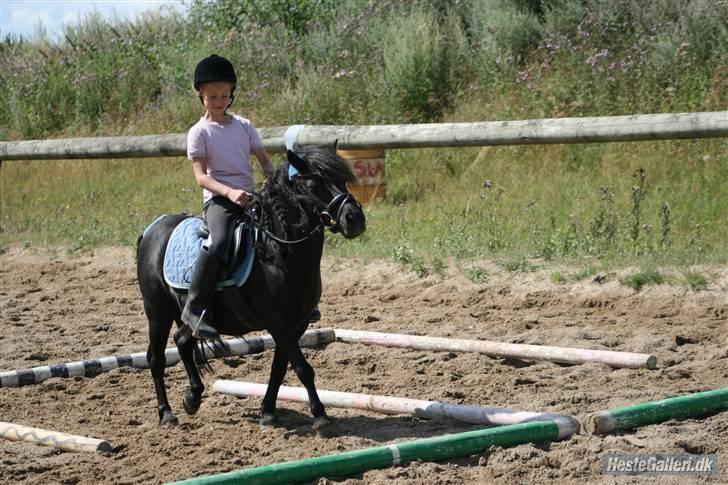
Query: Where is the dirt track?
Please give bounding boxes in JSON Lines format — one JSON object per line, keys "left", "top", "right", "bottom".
{"left": 1, "top": 247, "right": 727, "bottom": 484}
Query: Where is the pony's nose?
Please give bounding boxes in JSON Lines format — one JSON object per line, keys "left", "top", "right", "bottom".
{"left": 344, "top": 210, "right": 366, "bottom": 236}
{"left": 346, "top": 211, "right": 364, "bottom": 225}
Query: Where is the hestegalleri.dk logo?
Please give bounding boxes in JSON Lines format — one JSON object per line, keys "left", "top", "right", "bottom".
{"left": 602, "top": 453, "right": 718, "bottom": 476}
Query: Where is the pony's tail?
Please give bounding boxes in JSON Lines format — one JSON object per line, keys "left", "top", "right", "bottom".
{"left": 135, "top": 233, "right": 144, "bottom": 261}
{"left": 193, "top": 338, "right": 231, "bottom": 374}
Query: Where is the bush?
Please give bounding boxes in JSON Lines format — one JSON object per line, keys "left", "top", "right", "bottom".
{"left": 463, "top": 0, "right": 543, "bottom": 87}
{"left": 382, "top": 8, "right": 450, "bottom": 122}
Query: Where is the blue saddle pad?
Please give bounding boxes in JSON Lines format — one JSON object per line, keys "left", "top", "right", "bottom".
{"left": 163, "top": 216, "right": 254, "bottom": 290}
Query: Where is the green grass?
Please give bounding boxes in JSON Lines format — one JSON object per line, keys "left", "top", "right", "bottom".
{"left": 550, "top": 272, "right": 566, "bottom": 285}
{"left": 572, "top": 265, "right": 598, "bottom": 281}
{"left": 465, "top": 266, "right": 488, "bottom": 284}
{"left": 0, "top": 158, "right": 200, "bottom": 252}
{"left": 499, "top": 258, "right": 539, "bottom": 273}
{"left": 619, "top": 269, "right": 666, "bottom": 291}
{"left": 2, "top": 137, "right": 726, "bottom": 267}
{"left": 1, "top": 0, "right": 727, "bottom": 272}
{"left": 681, "top": 270, "right": 708, "bottom": 291}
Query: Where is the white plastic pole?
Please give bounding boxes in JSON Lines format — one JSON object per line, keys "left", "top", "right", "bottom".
{"left": 0, "top": 421, "right": 113, "bottom": 453}
{"left": 334, "top": 329, "right": 656, "bottom": 369}
{"left": 212, "top": 380, "right": 579, "bottom": 433}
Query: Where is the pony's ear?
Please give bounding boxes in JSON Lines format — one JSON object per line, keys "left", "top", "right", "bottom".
{"left": 287, "top": 149, "right": 311, "bottom": 175}
{"left": 323, "top": 139, "right": 338, "bottom": 154}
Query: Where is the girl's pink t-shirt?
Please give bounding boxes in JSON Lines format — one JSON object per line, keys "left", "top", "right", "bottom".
{"left": 186, "top": 114, "right": 264, "bottom": 202}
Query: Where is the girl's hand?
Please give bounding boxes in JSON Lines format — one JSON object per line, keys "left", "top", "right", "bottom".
{"left": 227, "top": 189, "right": 250, "bottom": 206}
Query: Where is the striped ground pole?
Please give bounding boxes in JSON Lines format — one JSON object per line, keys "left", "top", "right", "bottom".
{"left": 0, "top": 328, "right": 335, "bottom": 388}
{"left": 169, "top": 418, "right": 579, "bottom": 484}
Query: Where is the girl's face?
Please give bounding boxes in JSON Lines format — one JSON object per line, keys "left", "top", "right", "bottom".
{"left": 200, "top": 81, "right": 233, "bottom": 120}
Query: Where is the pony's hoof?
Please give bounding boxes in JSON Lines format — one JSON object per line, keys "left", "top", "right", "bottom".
{"left": 313, "top": 416, "right": 333, "bottom": 437}
{"left": 183, "top": 393, "right": 202, "bottom": 415}
{"left": 159, "top": 413, "right": 179, "bottom": 427}
{"left": 259, "top": 413, "right": 279, "bottom": 427}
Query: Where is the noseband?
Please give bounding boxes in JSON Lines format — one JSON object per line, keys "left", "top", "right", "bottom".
{"left": 318, "top": 186, "right": 361, "bottom": 233}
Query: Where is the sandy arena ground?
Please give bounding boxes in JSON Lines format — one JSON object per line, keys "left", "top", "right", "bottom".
{"left": 1, "top": 247, "right": 726, "bottom": 484}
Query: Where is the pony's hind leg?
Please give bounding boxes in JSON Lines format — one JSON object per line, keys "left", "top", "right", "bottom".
{"left": 175, "top": 328, "right": 205, "bottom": 415}
{"left": 146, "top": 310, "right": 178, "bottom": 427}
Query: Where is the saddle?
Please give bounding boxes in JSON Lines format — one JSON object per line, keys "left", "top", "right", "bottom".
{"left": 162, "top": 215, "right": 255, "bottom": 290}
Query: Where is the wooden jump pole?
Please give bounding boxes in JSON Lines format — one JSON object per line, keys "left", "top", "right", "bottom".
{"left": 334, "top": 329, "right": 656, "bottom": 369}
{"left": 586, "top": 388, "right": 728, "bottom": 435}
{"left": 0, "top": 328, "right": 334, "bottom": 388}
{"left": 170, "top": 419, "right": 578, "bottom": 484}
{"left": 0, "top": 421, "right": 113, "bottom": 453}
{"left": 213, "top": 380, "right": 579, "bottom": 430}
{"left": 1, "top": 112, "right": 726, "bottom": 160}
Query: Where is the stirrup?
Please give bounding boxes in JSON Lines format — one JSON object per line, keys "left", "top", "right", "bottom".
{"left": 191, "top": 309, "right": 219, "bottom": 340}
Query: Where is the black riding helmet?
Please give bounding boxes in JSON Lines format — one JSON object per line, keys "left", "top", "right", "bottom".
{"left": 193, "top": 54, "right": 237, "bottom": 107}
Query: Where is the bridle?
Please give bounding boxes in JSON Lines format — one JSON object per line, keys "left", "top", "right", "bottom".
{"left": 317, "top": 182, "right": 361, "bottom": 233}
{"left": 257, "top": 173, "right": 361, "bottom": 246}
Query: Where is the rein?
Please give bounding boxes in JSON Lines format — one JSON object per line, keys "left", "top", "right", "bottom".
{"left": 262, "top": 223, "right": 322, "bottom": 245}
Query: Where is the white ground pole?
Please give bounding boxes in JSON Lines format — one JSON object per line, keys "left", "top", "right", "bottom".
{"left": 212, "top": 380, "right": 580, "bottom": 439}
{"left": 334, "top": 329, "right": 656, "bottom": 369}
{"left": 0, "top": 421, "right": 114, "bottom": 453}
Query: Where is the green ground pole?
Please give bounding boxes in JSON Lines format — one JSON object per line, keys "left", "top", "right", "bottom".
{"left": 170, "top": 418, "right": 577, "bottom": 485}
{"left": 588, "top": 387, "right": 728, "bottom": 434}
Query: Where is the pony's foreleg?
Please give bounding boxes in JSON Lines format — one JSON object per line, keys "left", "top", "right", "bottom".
{"left": 176, "top": 334, "right": 205, "bottom": 415}
{"left": 146, "top": 314, "right": 178, "bottom": 427}
{"left": 259, "top": 346, "right": 288, "bottom": 427}
{"left": 288, "top": 344, "right": 331, "bottom": 431}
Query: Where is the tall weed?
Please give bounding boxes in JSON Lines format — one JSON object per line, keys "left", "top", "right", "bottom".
{"left": 463, "top": 0, "right": 543, "bottom": 88}
{"left": 382, "top": 8, "right": 450, "bottom": 121}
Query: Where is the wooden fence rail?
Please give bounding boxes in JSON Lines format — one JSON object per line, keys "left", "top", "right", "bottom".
{"left": 1, "top": 112, "right": 726, "bottom": 161}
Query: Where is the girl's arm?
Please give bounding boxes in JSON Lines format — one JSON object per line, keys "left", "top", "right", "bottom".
{"left": 192, "top": 157, "right": 250, "bottom": 206}
{"left": 252, "top": 147, "right": 275, "bottom": 180}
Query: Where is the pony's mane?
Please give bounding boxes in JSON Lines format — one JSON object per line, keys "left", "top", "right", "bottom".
{"left": 295, "top": 146, "right": 358, "bottom": 187}
{"left": 255, "top": 146, "right": 355, "bottom": 257}
{"left": 261, "top": 145, "right": 358, "bottom": 204}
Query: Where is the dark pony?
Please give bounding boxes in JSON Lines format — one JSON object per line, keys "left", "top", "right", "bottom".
{"left": 136, "top": 146, "right": 366, "bottom": 429}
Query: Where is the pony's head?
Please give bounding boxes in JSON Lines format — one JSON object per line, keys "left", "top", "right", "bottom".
{"left": 287, "top": 145, "right": 366, "bottom": 239}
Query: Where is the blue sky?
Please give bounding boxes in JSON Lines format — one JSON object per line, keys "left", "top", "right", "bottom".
{"left": 0, "top": 0, "right": 185, "bottom": 41}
